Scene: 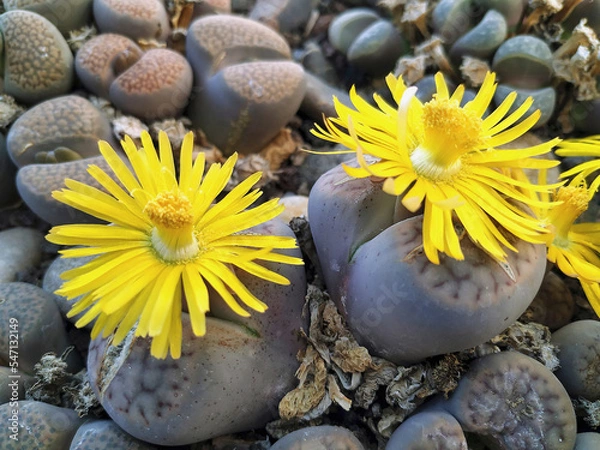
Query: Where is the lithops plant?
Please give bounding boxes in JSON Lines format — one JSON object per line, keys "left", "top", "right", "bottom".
{"left": 249, "top": 0, "right": 313, "bottom": 35}
{"left": 189, "top": 60, "right": 305, "bottom": 155}
{"left": 328, "top": 8, "right": 409, "bottom": 77}
{"left": 308, "top": 71, "right": 557, "bottom": 364}
{"left": 69, "top": 419, "right": 158, "bottom": 450}
{"left": 0, "top": 282, "right": 83, "bottom": 374}
{"left": 551, "top": 320, "right": 600, "bottom": 401}
{"left": 44, "top": 131, "right": 306, "bottom": 443}
{"left": 438, "top": 351, "right": 577, "bottom": 450}
{"left": 0, "top": 10, "right": 73, "bottom": 104}
{"left": 489, "top": 35, "right": 556, "bottom": 128}
{"left": 449, "top": 10, "right": 507, "bottom": 66}
{"left": 493, "top": 85, "right": 556, "bottom": 128}
{"left": 109, "top": 48, "right": 193, "bottom": 120}
{"left": 75, "top": 33, "right": 143, "bottom": 99}
{"left": 340, "top": 210, "right": 545, "bottom": 364}
{"left": 93, "top": 0, "right": 170, "bottom": 41}
{"left": 474, "top": 0, "right": 525, "bottom": 33}
{"left": 7, "top": 95, "right": 115, "bottom": 167}
{"left": 271, "top": 425, "right": 365, "bottom": 450}
{"left": 186, "top": 15, "right": 306, "bottom": 155}
{"left": 86, "top": 222, "right": 307, "bottom": 445}
{"left": 186, "top": 15, "right": 291, "bottom": 80}
{"left": 431, "top": 0, "right": 473, "bottom": 46}
{"left": 492, "top": 35, "right": 554, "bottom": 89}
{"left": 3, "top": 0, "right": 93, "bottom": 34}
{"left": 386, "top": 411, "right": 468, "bottom": 450}
{"left": 328, "top": 8, "right": 380, "bottom": 54}
{"left": 0, "top": 401, "right": 84, "bottom": 448}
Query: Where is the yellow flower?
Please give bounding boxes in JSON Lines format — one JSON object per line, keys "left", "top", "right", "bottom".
{"left": 47, "top": 131, "right": 303, "bottom": 359}
{"left": 535, "top": 174, "right": 600, "bottom": 317}
{"left": 549, "top": 136, "right": 600, "bottom": 316}
{"left": 312, "top": 72, "right": 559, "bottom": 264}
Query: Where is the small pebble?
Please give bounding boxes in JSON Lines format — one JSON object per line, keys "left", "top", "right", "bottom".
{"left": 0, "top": 282, "right": 83, "bottom": 373}
{"left": 0, "top": 228, "right": 44, "bottom": 283}
{"left": 279, "top": 195, "right": 308, "bottom": 222}
{"left": 0, "top": 10, "right": 73, "bottom": 104}
{"left": 93, "top": 0, "right": 170, "bottom": 41}
{"left": 0, "top": 400, "right": 84, "bottom": 449}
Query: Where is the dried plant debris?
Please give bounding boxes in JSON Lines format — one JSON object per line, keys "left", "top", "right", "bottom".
{"left": 490, "top": 321, "right": 559, "bottom": 371}
{"left": 112, "top": 115, "right": 149, "bottom": 142}
{"left": 67, "top": 25, "right": 98, "bottom": 52}
{"left": 553, "top": 19, "right": 600, "bottom": 101}
{"left": 0, "top": 94, "right": 25, "bottom": 129}
{"left": 522, "top": 0, "right": 564, "bottom": 33}
{"left": 88, "top": 96, "right": 119, "bottom": 122}
{"left": 279, "top": 344, "right": 329, "bottom": 420}
{"left": 276, "top": 284, "right": 467, "bottom": 442}
{"left": 25, "top": 349, "right": 101, "bottom": 418}
{"left": 72, "top": 376, "right": 104, "bottom": 417}
{"left": 460, "top": 57, "right": 490, "bottom": 87}
{"left": 394, "top": 54, "right": 428, "bottom": 86}
{"left": 573, "top": 398, "right": 600, "bottom": 429}
{"left": 149, "top": 118, "right": 192, "bottom": 150}
{"left": 259, "top": 128, "right": 301, "bottom": 171}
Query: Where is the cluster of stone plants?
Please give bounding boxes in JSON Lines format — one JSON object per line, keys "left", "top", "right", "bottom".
{"left": 0, "top": 0, "right": 599, "bottom": 449}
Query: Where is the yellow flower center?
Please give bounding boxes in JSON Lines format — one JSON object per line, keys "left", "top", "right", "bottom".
{"left": 410, "top": 97, "right": 484, "bottom": 180}
{"left": 549, "top": 185, "right": 589, "bottom": 248}
{"left": 144, "top": 191, "right": 199, "bottom": 262}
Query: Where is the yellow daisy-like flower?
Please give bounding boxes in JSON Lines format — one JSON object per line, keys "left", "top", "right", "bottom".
{"left": 312, "top": 71, "right": 560, "bottom": 264}
{"left": 534, "top": 171, "right": 600, "bottom": 317}
{"left": 550, "top": 136, "right": 600, "bottom": 316}
{"left": 46, "top": 131, "right": 303, "bottom": 359}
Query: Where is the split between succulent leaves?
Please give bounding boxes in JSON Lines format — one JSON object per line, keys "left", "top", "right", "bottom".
{"left": 308, "top": 70, "right": 600, "bottom": 364}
